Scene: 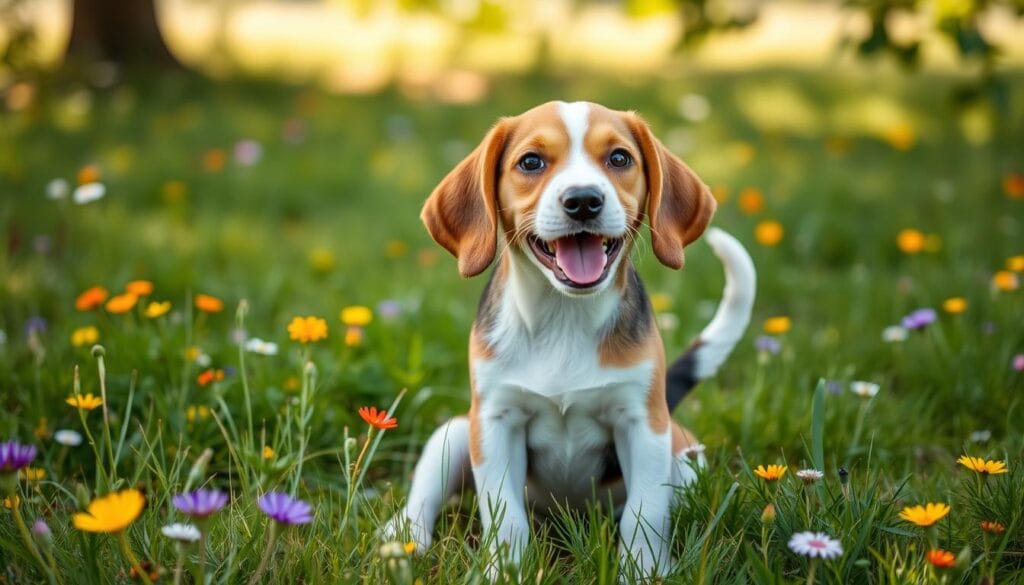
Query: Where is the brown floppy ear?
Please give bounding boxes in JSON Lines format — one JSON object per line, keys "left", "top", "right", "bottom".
{"left": 627, "top": 114, "right": 716, "bottom": 269}
{"left": 421, "top": 120, "right": 509, "bottom": 277}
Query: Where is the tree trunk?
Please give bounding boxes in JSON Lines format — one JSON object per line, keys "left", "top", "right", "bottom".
{"left": 65, "top": 0, "right": 179, "bottom": 67}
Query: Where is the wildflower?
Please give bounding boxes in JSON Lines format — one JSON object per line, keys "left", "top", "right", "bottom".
{"left": 233, "top": 139, "right": 263, "bottom": 167}
{"left": 980, "top": 521, "right": 1005, "bottom": 534}
{"left": 172, "top": 489, "right": 228, "bottom": 518}
{"left": 196, "top": 369, "right": 224, "bottom": 386}
{"left": 75, "top": 286, "right": 109, "bottom": 311}
{"left": 1007, "top": 255, "right": 1024, "bottom": 272}
{"left": 244, "top": 338, "right": 279, "bottom": 356}
{"left": 185, "top": 405, "right": 210, "bottom": 422}
{"left": 32, "top": 518, "right": 51, "bottom": 538}
{"left": 787, "top": 531, "right": 843, "bottom": 560}
{"left": 384, "top": 240, "right": 408, "bottom": 258}
{"left": 77, "top": 164, "right": 101, "bottom": 184}
{"left": 754, "top": 220, "right": 784, "bottom": 246}
{"left": 194, "top": 294, "right": 224, "bottom": 313}
{"left": 649, "top": 293, "right": 672, "bottom": 313}
{"left": 1013, "top": 354, "right": 1024, "bottom": 372}
{"left": 288, "top": 316, "right": 328, "bottom": 343}
{"left": 54, "top": 429, "right": 83, "bottom": 446}
{"left": 942, "top": 297, "right": 967, "bottom": 314}
{"left": 992, "top": 270, "right": 1019, "bottom": 291}
{"left": 66, "top": 393, "right": 103, "bottom": 410}
{"left": 957, "top": 455, "right": 1008, "bottom": 475}
{"left": 796, "top": 469, "right": 824, "bottom": 484}
{"left": 71, "top": 326, "right": 100, "bottom": 347}
{"left": 760, "top": 503, "right": 776, "bottom": 524}
{"left": 4, "top": 495, "right": 20, "bottom": 508}
{"left": 105, "top": 293, "right": 138, "bottom": 314}
{"left": 753, "top": 464, "right": 787, "bottom": 481}
{"left": 359, "top": 406, "right": 398, "bottom": 430}
{"left": 897, "top": 229, "right": 925, "bottom": 254}
{"left": 143, "top": 301, "right": 171, "bottom": 318}
{"left": 926, "top": 549, "right": 955, "bottom": 569}
{"left": 262, "top": 446, "right": 275, "bottom": 460}
{"left": 258, "top": 492, "right": 313, "bottom": 525}
{"left": 283, "top": 376, "right": 300, "bottom": 392}
{"left": 308, "top": 247, "right": 335, "bottom": 273}
{"left": 763, "top": 316, "right": 791, "bottom": 335}
{"left": 344, "top": 327, "right": 364, "bottom": 347}
{"left": 201, "top": 148, "right": 226, "bottom": 172}
{"left": 969, "top": 430, "right": 992, "bottom": 443}
{"left": 657, "top": 313, "right": 679, "bottom": 331}
{"left": 754, "top": 335, "right": 781, "bottom": 354}
{"left": 0, "top": 441, "right": 37, "bottom": 472}
{"left": 824, "top": 380, "right": 844, "bottom": 395}
{"left": 21, "top": 467, "right": 45, "bottom": 481}
{"left": 1004, "top": 173, "right": 1024, "bottom": 199}
{"left": 680, "top": 443, "right": 706, "bottom": 461}
{"left": 738, "top": 187, "right": 764, "bottom": 214}
{"left": 849, "top": 381, "right": 880, "bottom": 398}
{"left": 47, "top": 178, "right": 69, "bottom": 200}
{"left": 899, "top": 503, "right": 950, "bottom": 527}
{"left": 340, "top": 306, "right": 373, "bottom": 327}
{"left": 125, "top": 280, "right": 153, "bottom": 296}
{"left": 162, "top": 180, "right": 188, "bottom": 203}
{"left": 882, "top": 325, "right": 908, "bottom": 342}
{"left": 73, "top": 489, "right": 146, "bottom": 533}
{"left": 901, "top": 308, "right": 937, "bottom": 330}
{"left": 72, "top": 182, "right": 106, "bottom": 205}
{"left": 883, "top": 124, "right": 915, "bottom": 150}
{"left": 24, "top": 316, "right": 47, "bottom": 339}
{"left": 161, "top": 523, "right": 201, "bottom": 543}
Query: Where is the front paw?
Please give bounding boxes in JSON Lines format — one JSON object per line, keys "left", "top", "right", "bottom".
{"left": 379, "top": 514, "right": 432, "bottom": 554}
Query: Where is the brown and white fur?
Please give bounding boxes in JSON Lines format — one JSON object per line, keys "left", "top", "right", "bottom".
{"left": 382, "top": 101, "right": 755, "bottom": 580}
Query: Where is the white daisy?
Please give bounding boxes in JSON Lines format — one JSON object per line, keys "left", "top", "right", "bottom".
{"left": 46, "top": 178, "right": 69, "bottom": 200}
{"left": 788, "top": 531, "right": 843, "bottom": 559}
{"left": 72, "top": 182, "right": 106, "bottom": 205}
{"left": 969, "top": 430, "right": 992, "bottom": 443}
{"left": 244, "top": 337, "right": 279, "bottom": 356}
{"left": 53, "top": 429, "right": 83, "bottom": 446}
{"left": 161, "top": 522, "right": 201, "bottom": 543}
{"left": 849, "top": 381, "right": 880, "bottom": 398}
{"left": 796, "top": 469, "right": 824, "bottom": 484}
{"left": 680, "top": 442, "right": 706, "bottom": 461}
{"left": 881, "top": 325, "right": 907, "bottom": 343}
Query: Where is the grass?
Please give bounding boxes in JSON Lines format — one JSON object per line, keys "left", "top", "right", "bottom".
{"left": 0, "top": 66, "right": 1022, "bottom": 583}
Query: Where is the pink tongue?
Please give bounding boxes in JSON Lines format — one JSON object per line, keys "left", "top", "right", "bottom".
{"left": 554, "top": 234, "right": 607, "bottom": 285}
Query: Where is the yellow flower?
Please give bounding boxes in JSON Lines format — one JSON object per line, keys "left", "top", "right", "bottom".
{"left": 66, "top": 393, "right": 103, "bottom": 411}
{"left": 288, "top": 316, "right": 328, "bottom": 343}
{"left": 753, "top": 464, "right": 787, "bottom": 481}
{"left": 194, "top": 294, "right": 224, "bottom": 313}
{"left": 897, "top": 229, "right": 925, "bottom": 254}
{"left": 649, "top": 293, "right": 672, "bottom": 313}
{"left": 345, "top": 326, "right": 364, "bottom": 347}
{"left": 942, "top": 297, "right": 967, "bottom": 314}
{"left": 883, "top": 123, "right": 916, "bottom": 151}
{"left": 308, "top": 247, "right": 335, "bottom": 273}
{"left": 186, "top": 405, "right": 210, "bottom": 423}
{"left": 105, "top": 293, "right": 138, "bottom": 314}
{"left": 125, "top": 280, "right": 153, "bottom": 296}
{"left": 403, "top": 541, "right": 417, "bottom": 554}
{"left": 738, "top": 187, "right": 764, "bottom": 215}
{"left": 899, "top": 503, "right": 950, "bottom": 527}
{"left": 1007, "top": 255, "right": 1024, "bottom": 272}
{"left": 283, "top": 376, "right": 301, "bottom": 392}
{"left": 3, "top": 495, "right": 20, "bottom": 509}
{"left": 957, "top": 455, "right": 1008, "bottom": 475}
{"left": 754, "top": 220, "right": 784, "bottom": 246}
{"left": 384, "top": 240, "right": 408, "bottom": 258}
{"left": 340, "top": 306, "right": 373, "bottom": 327}
{"left": 262, "top": 446, "right": 275, "bottom": 460}
{"left": 71, "top": 326, "right": 100, "bottom": 347}
{"left": 162, "top": 180, "right": 188, "bottom": 203}
{"left": 144, "top": 301, "right": 171, "bottom": 318}
{"left": 992, "top": 270, "right": 1019, "bottom": 292}
{"left": 21, "top": 467, "right": 45, "bottom": 482}
{"left": 72, "top": 489, "right": 145, "bottom": 533}
{"left": 763, "top": 316, "right": 791, "bottom": 335}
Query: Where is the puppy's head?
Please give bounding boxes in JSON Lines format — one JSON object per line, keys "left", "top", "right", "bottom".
{"left": 422, "top": 101, "right": 715, "bottom": 295}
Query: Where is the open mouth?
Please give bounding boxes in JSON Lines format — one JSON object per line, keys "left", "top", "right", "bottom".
{"left": 527, "top": 232, "right": 624, "bottom": 289}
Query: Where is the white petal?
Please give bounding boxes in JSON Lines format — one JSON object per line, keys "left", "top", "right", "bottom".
{"left": 72, "top": 182, "right": 106, "bottom": 205}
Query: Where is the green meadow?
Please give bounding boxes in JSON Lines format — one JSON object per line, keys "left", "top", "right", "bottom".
{"left": 1, "top": 68, "right": 1022, "bottom": 583}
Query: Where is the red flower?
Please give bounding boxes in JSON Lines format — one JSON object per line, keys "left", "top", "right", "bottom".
{"left": 980, "top": 521, "right": 1006, "bottom": 534}
{"left": 197, "top": 369, "right": 224, "bottom": 386}
{"left": 358, "top": 406, "right": 397, "bottom": 430}
{"left": 926, "top": 549, "right": 955, "bottom": 569}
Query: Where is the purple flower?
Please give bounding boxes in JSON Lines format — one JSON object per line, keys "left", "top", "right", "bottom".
{"left": 1013, "top": 354, "right": 1024, "bottom": 372}
{"left": 32, "top": 519, "right": 51, "bottom": 537}
{"left": 172, "top": 489, "right": 228, "bottom": 518}
{"left": 258, "top": 492, "right": 313, "bottom": 525}
{"left": 233, "top": 139, "right": 263, "bottom": 167}
{"left": 901, "top": 308, "right": 937, "bottom": 330}
{"left": 376, "top": 300, "right": 402, "bottom": 319}
{"left": 824, "top": 380, "right": 844, "bottom": 395}
{"left": 754, "top": 335, "right": 781, "bottom": 355}
{"left": 23, "top": 317, "right": 47, "bottom": 339}
{"left": 0, "top": 440, "right": 37, "bottom": 472}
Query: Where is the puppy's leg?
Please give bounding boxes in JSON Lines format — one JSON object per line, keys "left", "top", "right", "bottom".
{"left": 671, "top": 422, "right": 706, "bottom": 488}
{"left": 381, "top": 416, "right": 471, "bottom": 552}
{"left": 615, "top": 417, "right": 673, "bottom": 580}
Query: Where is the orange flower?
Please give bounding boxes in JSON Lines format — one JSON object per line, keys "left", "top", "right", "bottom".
{"left": 1007, "top": 255, "right": 1024, "bottom": 272}
{"left": 359, "top": 406, "right": 397, "bottom": 430}
{"left": 957, "top": 455, "right": 1008, "bottom": 475}
{"left": 125, "top": 280, "right": 153, "bottom": 296}
{"left": 262, "top": 445, "right": 275, "bottom": 460}
{"left": 105, "top": 293, "right": 138, "bottom": 314}
{"left": 77, "top": 164, "right": 101, "bottom": 185}
{"left": 202, "top": 148, "right": 226, "bottom": 172}
{"left": 883, "top": 124, "right": 916, "bottom": 151}
{"left": 197, "top": 369, "right": 224, "bottom": 386}
{"left": 897, "top": 229, "right": 925, "bottom": 254}
{"left": 753, "top": 464, "right": 786, "bottom": 481}
{"left": 942, "top": 297, "right": 967, "bottom": 314}
{"left": 75, "top": 286, "right": 109, "bottom": 311}
{"left": 194, "top": 294, "right": 224, "bottom": 313}
{"left": 979, "top": 521, "right": 1005, "bottom": 534}
{"left": 738, "top": 187, "right": 764, "bottom": 215}
{"left": 1004, "top": 173, "right": 1024, "bottom": 199}
{"left": 992, "top": 270, "right": 1019, "bottom": 292}
{"left": 288, "top": 316, "right": 328, "bottom": 343}
{"left": 344, "top": 326, "right": 364, "bottom": 347}
{"left": 926, "top": 549, "right": 955, "bottom": 569}
{"left": 754, "top": 220, "right": 784, "bottom": 247}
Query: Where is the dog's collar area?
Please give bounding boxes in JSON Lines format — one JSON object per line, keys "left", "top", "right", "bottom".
{"left": 527, "top": 232, "right": 624, "bottom": 289}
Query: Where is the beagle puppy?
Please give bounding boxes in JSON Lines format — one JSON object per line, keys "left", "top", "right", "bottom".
{"left": 383, "top": 101, "right": 755, "bottom": 580}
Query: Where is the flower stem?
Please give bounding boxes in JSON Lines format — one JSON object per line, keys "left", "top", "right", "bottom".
{"left": 236, "top": 300, "right": 255, "bottom": 445}
{"left": 94, "top": 349, "right": 119, "bottom": 481}
{"left": 339, "top": 429, "right": 374, "bottom": 533}
{"left": 805, "top": 558, "right": 818, "bottom": 585}
{"left": 10, "top": 499, "right": 57, "bottom": 585}
{"left": 247, "top": 522, "right": 279, "bottom": 585}
{"left": 172, "top": 543, "right": 185, "bottom": 585}
{"left": 118, "top": 531, "right": 153, "bottom": 585}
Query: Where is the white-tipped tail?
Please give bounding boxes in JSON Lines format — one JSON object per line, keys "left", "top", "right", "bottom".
{"left": 692, "top": 227, "right": 756, "bottom": 379}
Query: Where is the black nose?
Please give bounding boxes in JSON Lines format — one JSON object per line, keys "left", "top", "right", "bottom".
{"left": 561, "top": 186, "right": 604, "bottom": 221}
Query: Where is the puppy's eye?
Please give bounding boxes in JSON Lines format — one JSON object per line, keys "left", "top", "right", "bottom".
{"left": 517, "top": 154, "right": 545, "bottom": 173}
{"left": 608, "top": 149, "right": 632, "bottom": 168}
